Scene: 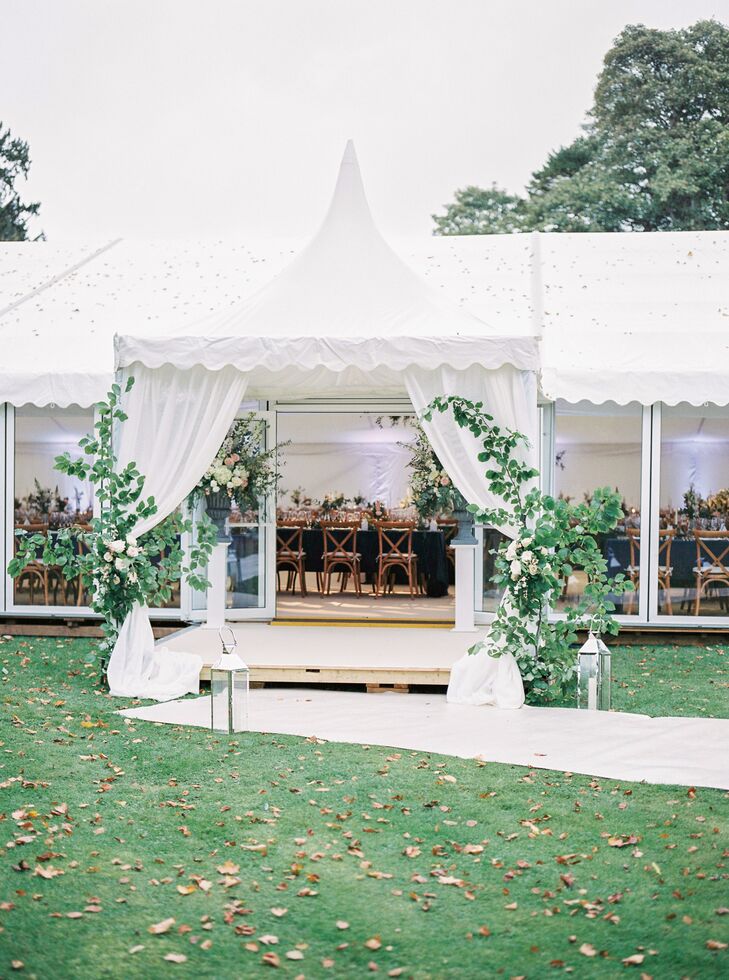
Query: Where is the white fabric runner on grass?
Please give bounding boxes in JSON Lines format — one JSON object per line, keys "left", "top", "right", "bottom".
{"left": 106, "top": 363, "right": 247, "bottom": 699}
{"left": 120, "top": 688, "right": 729, "bottom": 791}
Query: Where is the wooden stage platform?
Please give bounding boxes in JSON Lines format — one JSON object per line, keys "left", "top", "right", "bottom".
{"left": 160, "top": 621, "right": 483, "bottom": 689}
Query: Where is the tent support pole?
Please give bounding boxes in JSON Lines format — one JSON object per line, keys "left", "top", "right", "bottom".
{"left": 204, "top": 542, "right": 229, "bottom": 631}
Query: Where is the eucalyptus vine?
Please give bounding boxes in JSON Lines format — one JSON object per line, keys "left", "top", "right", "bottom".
{"left": 9, "top": 379, "right": 216, "bottom": 676}
{"left": 424, "top": 396, "right": 632, "bottom": 703}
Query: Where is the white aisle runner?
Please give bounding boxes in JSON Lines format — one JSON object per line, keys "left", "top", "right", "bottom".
{"left": 120, "top": 689, "right": 729, "bottom": 791}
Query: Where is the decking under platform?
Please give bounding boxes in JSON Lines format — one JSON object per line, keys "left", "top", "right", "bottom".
{"left": 160, "top": 621, "right": 483, "bottom": 688}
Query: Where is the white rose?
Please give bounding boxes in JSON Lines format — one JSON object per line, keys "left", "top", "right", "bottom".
{"left": 128, "top": 570, "right": 138, "bottom": 584}
{"left": 521, "top": 550, "right": 533, "bottom": 563}
{"left": 127, "top": 546, "right": 140, "bottom": 558}
{"left": 510, "top": 559, "right": 521, "bottom": 579}
{"left": 108, "top": 539, "right": 126, "bottom": 554}
{"left": 114, "top": 557, "right": 129, "bottom": 571}
{"left": 505, "top": 540, "right": 518, "bottom": 561}
{"left": 522, "top": 537, "right": 532, "bottom": 547}
{"left": 126, "top": 535, "right": 137, "bottom": 547}
{"left": 529, "top": 562, "right": 539, "bottom": 575}
{"left": 104, "top": 552, "right": 113, "bottom": 562}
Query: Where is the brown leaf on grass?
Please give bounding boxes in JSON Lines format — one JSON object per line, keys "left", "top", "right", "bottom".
{"left": 34, "top": 865, "right": 64, "bottom": 879}
{"left": 364, "top": 936, "right": 382, "bottom": 950}
{"left": 478, "top": 926, "right": 491, "bottom": 937}
{"left": 129, "top": 945, "right": 144, "bottom": 954}
{"left": 259, "top": 935, "right": 279, "bottom": 945}
{"left": 216, "top": 860, "right": 240, "bottom": 875}
{"left": 149, "top": 917, "right": 176, "bottom": 935}
{"left": 177, "top": 884, "right": 196, "bottom": 895}
{"left": 607, "top": 835, "right": 640, "bottom": 848}
{"left": 285, "top": 950, "right": 304, "bottom": 960}
{"left": 622, "top": 954, "right": 645, "bottom": 965}
{"left": 706, "top": 940, "right": 728, "bottom": 950}
{"left": 242, "top": 844, "right": 267, "bottom": 855}
{"left": 387, "top": 970, "right": 404, "bottom": 977}
{"left": 336, "top": 920, "right": 349, "bottom": 930}
{"left": 11, "top": 962, "right": 24, "bottom": 971}
{"left": 164, "top": 954, "right": 188, "bottom": 964}
{"left": 262, "top": 952, "right": 281, "bottom": 967}
{"left": 66, "top": 911, "right": 83, "bottom": 919}
{"left": 403, "top": 846, "right": 421, "bottom": 858}
{"left": 270, "top": 907, "right": 287, "bottom": 917}
{"left": 579, "top": 943, "right": 597, "bottom": 957}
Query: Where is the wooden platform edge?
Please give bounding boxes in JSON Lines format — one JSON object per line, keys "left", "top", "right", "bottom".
{"left": 200, "top": 664, "right": 451, "bottom": 686}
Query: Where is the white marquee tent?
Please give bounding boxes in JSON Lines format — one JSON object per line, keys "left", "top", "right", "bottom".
{"left": 2, "top": 143, "right": 729, "bottom": 700}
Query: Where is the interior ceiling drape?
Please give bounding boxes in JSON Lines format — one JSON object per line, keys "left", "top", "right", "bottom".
{"left": 404, "top": 363, "right": 538, "bottom": 710}
{"left": 106, "top": 363, "right": 247, "bottom": 699}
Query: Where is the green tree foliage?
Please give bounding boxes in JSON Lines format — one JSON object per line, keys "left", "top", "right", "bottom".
{"left": 431, "top": 185, "right": 525, "bottom": 235}
{"left": 0, "top": 121, "right": 42, "bottom": 241}
{"left": 433, "top": 19, "right": 729, "bottom": 234}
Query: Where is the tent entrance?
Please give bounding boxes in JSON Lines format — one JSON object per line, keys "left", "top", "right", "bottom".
{"left": 270, "top": 398, "right": 456, "bottom": 624}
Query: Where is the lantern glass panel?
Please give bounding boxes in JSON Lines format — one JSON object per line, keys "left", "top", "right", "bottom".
{"left": 577, "top": 653, "right": 599, "bottom": 710}
{"left": 210, "top": 667, "right": 249, "bottom": 733}
{"left": 232, "top": 670, "right": 249, "bottom": 731}
{"left": 598, "top": 648, "right": 611, "bottom": 711}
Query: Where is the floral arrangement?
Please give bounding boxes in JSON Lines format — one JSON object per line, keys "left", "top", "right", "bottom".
{"left": 320, "top": 491, "right": 349, "bottom": 515}
{"left": 193, "top": 414, "right": 283, "bottom": 514}
{"left": 402, "top": 423, "right": 456, "bottom": 522}
{"left": 705, "top": 486, "right": 729, "bottom": 516}
{"left": 8, "top": 380, "right": 216, "bottom": 676}
{"left": 425, "top": 396, "right": 631, "bottom": 704}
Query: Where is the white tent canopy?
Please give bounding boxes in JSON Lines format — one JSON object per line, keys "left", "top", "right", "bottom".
{"left": 115, "top": 141, "right": 537, "bottom": 396}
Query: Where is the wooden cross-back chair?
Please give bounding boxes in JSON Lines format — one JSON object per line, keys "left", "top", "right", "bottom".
{"left": 14, "top": 523, "right": 50, "bottom": 605}
{"left": 693, "top": 530, "right": 729, "bottom": 615}
{"left": 276, "top": 523, "right": 308, "bottom": 597}
{"left": 625, "top": 527, "right": 675, "bottom": 615}
{"left": 374, "top": 521, "right": 421, "bottom": 599}
{"left": 320, "top": 523, "right": 362, "bottom": 596}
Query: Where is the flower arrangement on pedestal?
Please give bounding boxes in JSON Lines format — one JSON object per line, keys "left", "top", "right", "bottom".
{"left": 424, "top": 396, "right": 632, "bottom": 704}
{"left": 402, "top": 423, "right": 456, "bottom": 522}
{"left": 191, "top": 414, "right": 284, "bottom": 518}
{"left": 8, "top": 380, "right": 216, "bottom": 676}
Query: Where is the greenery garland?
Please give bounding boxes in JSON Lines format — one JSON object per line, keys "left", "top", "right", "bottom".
{"left": 8, "top": 379, "right": 216, "bottom": 676}
{"left": 424, "top": 396, "right": 632, "bottom": 703}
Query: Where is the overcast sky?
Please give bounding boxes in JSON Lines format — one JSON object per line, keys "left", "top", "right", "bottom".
{"left": 3, "top": 0, "right": 729, "bottom": 241}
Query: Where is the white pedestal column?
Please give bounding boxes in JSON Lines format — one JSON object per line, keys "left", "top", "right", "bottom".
{"left": 204, "top": 541, "right": 229, "bottom": 630}
{"left": 451, "top": 542, "right": 479, "bottom": 633}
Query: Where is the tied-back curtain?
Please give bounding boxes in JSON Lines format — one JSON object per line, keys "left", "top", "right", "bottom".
{"left": 404, "top": 363, "right": 538, "bottom": 536}
{"left": 404, "top": 363, "right": 538, "bottom": 710}
{"left": 107, "top": 363, "right": 248, "bottom": 699}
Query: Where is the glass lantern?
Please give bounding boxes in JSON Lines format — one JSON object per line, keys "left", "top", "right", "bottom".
{"left": 577, "top": 631, "right": 611, "bottom": 711}
{"left": 210, "top": 627, "right": 250, "bottom": 733}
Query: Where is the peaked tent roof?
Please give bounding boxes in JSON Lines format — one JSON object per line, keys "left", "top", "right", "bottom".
{"left": 115, "top": 141, "right": 539, "bottom": 391}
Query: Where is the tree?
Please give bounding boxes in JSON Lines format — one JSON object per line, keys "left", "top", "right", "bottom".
{"left": 431, "top": 185, "right": 525, "bottom": 235}
{"left": 433, "top": 19, "right": 729, "bottom": 234}
{"left": 0, "top": 122, "right": 42, "bottom": 240}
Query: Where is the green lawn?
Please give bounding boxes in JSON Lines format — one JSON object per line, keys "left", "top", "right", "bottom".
{"left": 0, "top": 637, "right": 727, "bottom": 979}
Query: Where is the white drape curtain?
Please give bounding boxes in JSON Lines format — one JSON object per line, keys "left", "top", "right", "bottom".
{"left": 404, "top": 363, "right": 538, "bottom": 709}
{"left": 107, "top": 363, "right": 247, "bottom": 699}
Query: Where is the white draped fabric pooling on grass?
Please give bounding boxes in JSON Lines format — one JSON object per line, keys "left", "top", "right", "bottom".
{"left": 120, "top": 689, "right": 729, "bottom": 792}
{"left": 106, "top": 364, "right": 247, "bottom": 699}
